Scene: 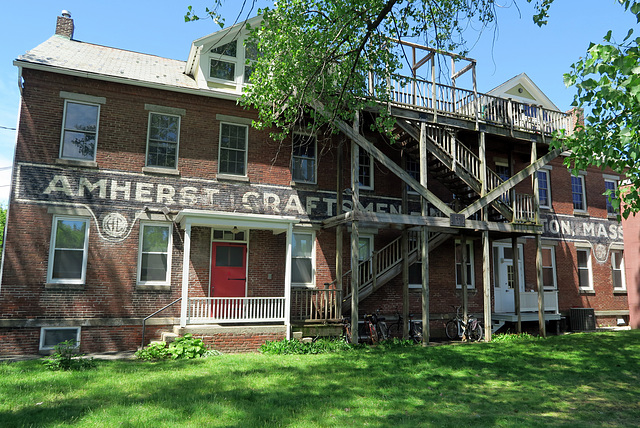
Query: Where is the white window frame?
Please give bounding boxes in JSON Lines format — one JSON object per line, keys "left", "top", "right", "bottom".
{"left": 538, "top": 167, "right": 552, "bottom": 209}
{"left": 455, "top": 240, "right": 475, "bottom": 289}
{"left": 358, "top": 151, "right": 374, "bottom": 190}
{"left": 604, "top": 177, "right": 618, "bottom": 216}
{"left": 291, "top": 230, "right": 316, "bottom": 288}
{"left": 571, "top": 174, "right": 587, "bottom": 213}
{"left": 145, "top": 112, "right": 181, "bottom": 170}
{"left": 137, "top": 222, "right": 173, "bottom": 286}
{"left": 206, "top": 33, "right": 256, "bottom": 88}
{"left": 541, "top": 245, "right": 557, "bottom": 290}
{"left": 291, "top": 132, "right": 317, "bottom": 184}
{"left": 39, "top": 327, "right": 81, "bottom": 351}
{"left": 576, "top": 246, "right": 593, "bottom": 291}
{"left": 611, "top": 249, "right": 626, "bottom": 291}
{"left": 218, "top": 122, "right": 249, "bottom": 177}
{"left": 60, "top": 100, "right": 100, "bottom": 161}
{"left": 47, "top": 215, "right": 90, "bottom": 285}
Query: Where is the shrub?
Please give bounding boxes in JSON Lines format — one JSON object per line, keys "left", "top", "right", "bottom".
{"left": 43, "top": 340, "right": 96, "bottom": 371}
{"left": 260, "top": 338, "right": 353, "bottom": 355}
{"left": 135, "top": 333, "right": 210, "bottom": 361}
{"left": 491, "top": 332, "right": 543, "bottom": 343}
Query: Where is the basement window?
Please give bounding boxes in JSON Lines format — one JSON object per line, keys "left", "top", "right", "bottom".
{"left": 39, "top": 327, "right": 80, "bottom": 351}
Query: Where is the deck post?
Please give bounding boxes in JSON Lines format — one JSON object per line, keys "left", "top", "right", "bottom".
{"left": 350, "top": 116, "right": 361, "bottom": 344}
{"left": 180, "top": 222, "right": 192, "bottom": 328}
{"left": 461, "top": 234, "right": 468, "bottom": 338}
{"left": 532, "top": 140, "right": 546, "bottom": 337}
{"left": 401, "top": 154, "right": 410, "bottom": 338}
{"left": 479, "top": 131, "right": 492, "bottom": 341}
{"left": 336, "top": 142, "right": 344, "bottom": 307}
{"left": 420, "top": 122, "right": 430, "bottom": 345}
{"left": 512, "top": 236, "right": 522, "bottom": 333}
{"left": 284, "top": 222, "right": 293, "bottom": 339}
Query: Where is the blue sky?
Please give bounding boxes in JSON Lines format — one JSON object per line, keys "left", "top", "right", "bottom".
{"left": 0, "top": 1, "right": 637, "bottom": 204}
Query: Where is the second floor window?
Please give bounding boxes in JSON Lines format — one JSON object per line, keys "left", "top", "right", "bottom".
{"left": 291, "top": 133, "right": 316, "bottom": 183}
{"left": 571, "top": 175, "right": 586, "bottom": 212}
{"left": 147, "top": 113, "right": 180, "bottom": 169}
{"left": 605, "top": 179, "right": 618, "bottom": 215}
{"left": 538, "top": 169, "right": 551, "bottom": 209}
{"left": 60, "top": 100, "right": 100, "bottom": 161}
{"left": 359, "top": 151, "right": 373, "bottom": 190}
{"left": 219, "top": 123, "right": 248, "bottom": 176}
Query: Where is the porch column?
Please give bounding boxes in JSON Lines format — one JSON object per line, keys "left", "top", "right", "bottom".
{"left": 350, "top": 116, "right": 361, "bottom": 344}
{"left": 479, "top": 131, "right": 492, "bottom": 341}
{"left": 419, "top": 122, "right": 430, "bottom": 345}
{"left": 336, "top": 142, "right": 344, "bottom": 307}
{"left": 512, "top": 236, "right": 522, "bottom": 333}
{"left": 284, "top": 222, "right": 293, "bottom": 340}
{"left": 180, "top": 222, "right": 192, "bottom": 328}
{"left": 461, "top": 234, "right": 468, "bottom": 339}
{"left": 532, "top": 140, "right": 546, "bottom": 337}
{"left": 401, "top": 154, "right": 410, "bottom": 339}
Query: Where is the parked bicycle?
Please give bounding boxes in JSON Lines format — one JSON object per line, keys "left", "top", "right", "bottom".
{"left": 387, "top": 312, "right": 423, "bottom": 343}
{"left": 341, "top": 317, "right": 352, "bottom": 343}
{"left": 445, "top": 305, "right": 483, "bottom": 342}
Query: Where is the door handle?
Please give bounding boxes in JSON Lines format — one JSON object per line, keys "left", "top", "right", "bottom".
{"left": 228, "top": 278, "right": 246, "bottom": 281}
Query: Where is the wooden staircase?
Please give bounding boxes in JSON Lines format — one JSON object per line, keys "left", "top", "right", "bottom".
{"left": 395, "top": 119, "right": 517, "bottom": 221}
{"left": 341, "top": 230, "right": 451, "bottom": 312}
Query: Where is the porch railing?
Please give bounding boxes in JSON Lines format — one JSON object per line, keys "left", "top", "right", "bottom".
{"left": 513, "top": 193, "right": 536, "bottom": 224}
{"left": 383, "top": 73, "right": 570, "bottom": 135}
{"left": 187, "top": 297, "right": 285, "bottom": 323}
{"left": 520, "top": 290, "right": 559, "bottom": 313}
{"left": 291, "top": 287, "right": 342, "bottom": 322}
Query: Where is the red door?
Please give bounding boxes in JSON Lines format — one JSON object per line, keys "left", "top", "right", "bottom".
{"left": 210, "top": 242, "right": 247, "bottom": 298}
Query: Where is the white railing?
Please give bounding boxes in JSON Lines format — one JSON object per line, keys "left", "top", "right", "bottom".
{"left": 520, "top": 290, "right": 559, "bottom": 313}
{"left": 187, "top": 297, "right": 285, "bottom": 324}
{"left": 291, "top": 287, "right": 341, "bottom": 322}
{"left": 513, "top": 193, "right": 536, "bottom": 223}
{"left": 382, "top": 74, "right": 570, "bottom": 135}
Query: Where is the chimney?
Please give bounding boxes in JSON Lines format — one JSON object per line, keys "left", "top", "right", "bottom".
{"left": 55, "top": 10, "right": 74, "bottom": 39}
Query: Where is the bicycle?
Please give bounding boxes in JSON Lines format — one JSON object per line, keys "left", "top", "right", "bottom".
{"left": 341, "top": 317, "right": 352, "bottom": 343}
{"left": 445, "top": 305, "right": 483, "bottom": 342}
{"left": 387, "top": 312, "right": 423, "bottom": 343}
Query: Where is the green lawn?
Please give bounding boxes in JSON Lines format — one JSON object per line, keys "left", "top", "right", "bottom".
{"left": 1, "top": 330, "right": 639, "bottom": 427}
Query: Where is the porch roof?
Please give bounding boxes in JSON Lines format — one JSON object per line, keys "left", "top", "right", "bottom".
{"left": 175, "top": 209, "right": 300, "bottom": 234}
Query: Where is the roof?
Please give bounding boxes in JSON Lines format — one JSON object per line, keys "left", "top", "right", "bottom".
{"left": 487, "top": 73, "right": 560, "bottom": 112}
{"left": 14, "top": 35, "right": 206, "bottom": 94}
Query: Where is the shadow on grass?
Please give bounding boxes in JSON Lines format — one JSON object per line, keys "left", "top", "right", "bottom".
{"left": 1, "top": 330, "right": 639, "bottom": 427}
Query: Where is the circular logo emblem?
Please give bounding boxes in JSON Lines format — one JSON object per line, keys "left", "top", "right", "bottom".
{"left": 594, "top": 243, "right": 608, "bottom": 263}
{"left": 102, "top": 213, "right": 128, "bottom": 238}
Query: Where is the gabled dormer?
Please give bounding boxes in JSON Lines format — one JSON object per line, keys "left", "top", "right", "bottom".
{"left": 185, "top": 15, "right": 262, "bottom": 94}
{"left": 487, "top": 72, "right": 560, "bottom": 111}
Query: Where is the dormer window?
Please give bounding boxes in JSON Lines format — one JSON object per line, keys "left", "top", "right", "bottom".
{"left": 209, "top": 40, "right": 237, "bottom": 82}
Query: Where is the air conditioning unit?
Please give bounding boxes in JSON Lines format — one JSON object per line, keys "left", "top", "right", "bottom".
{"left": 570, "top": 308, "right": 595, "bottom": 332}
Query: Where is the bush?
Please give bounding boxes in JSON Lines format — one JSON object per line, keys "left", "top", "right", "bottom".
{"left": 492, "top": 332, "right": 543, "bottom": 343}
{"left": 135, "top": 333, "right": 210, "bottom": 361}
{"left": 43, "top": 340, "right": 96, "bottom": 371}
{"left": 260, "top": 338, "right": 353, "bottom": 355}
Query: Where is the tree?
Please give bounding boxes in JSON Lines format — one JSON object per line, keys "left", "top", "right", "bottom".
{"left": 550, "top": 1, "right": 640, "bottom": 218}
{"left": 188, "top": 1, "right": 549, "bottom": 141}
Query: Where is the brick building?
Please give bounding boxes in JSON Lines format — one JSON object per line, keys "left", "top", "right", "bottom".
{"left": 0, "top": 13, "right": 632, "bottom": 355}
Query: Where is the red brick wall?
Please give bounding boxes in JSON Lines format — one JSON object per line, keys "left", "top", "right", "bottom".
{"left": 623, "top": 212, "right": 640, "bottom": 328}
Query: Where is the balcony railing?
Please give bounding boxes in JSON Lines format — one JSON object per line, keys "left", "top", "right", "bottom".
{"left": 187, "top": 297, "right": 286, "bottom": 324}
{"left": 291, "top": 287, "right": 342, "bottom": 322}
{"left": 378, "top": 74, "right": 570, "bottom": 135}
{"left": 520, "top": 290, "right": 559, "bottom": 313}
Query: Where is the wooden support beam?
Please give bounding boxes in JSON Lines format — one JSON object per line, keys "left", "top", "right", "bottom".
{"left": 336, "top": 142, "right": 344, "bottom": 304}
{"left": 459, "top": 147, "right": 563, "bottom": 218}
{"left": 310, "top": 99, "right": 454, "bottom": 217}
{"left": 420, "top": 122, "right": 430, "bottom": 346}
{"left": 512, "top": 236, "right": 522, "bottom": 333}
{"left": 461, "top": 235, "right": 468, "bottom": 340}
{"left": 413, "top": 52, "right": 434, "bottom": 72}
{"left": 532, "top": 141, "right": 546, "bottom": 338}
{"left": 401, "top": 154, "right": 410, "bottom": 340}
{"left": 479, "top": 131, "right": 492, "bottom": 342}
{"left": 322, "top": 212, "right": 352, "bottom": 228}
{"left": 452, "top": 62, "right": 474, "bottom": 82}
{"left": 350, "top": 126, "right": 360, "bottom": 344}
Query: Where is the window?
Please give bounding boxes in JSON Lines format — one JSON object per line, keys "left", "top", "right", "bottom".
{"left": 219, "top": 123, "right": 248, "bottom": 176}
{"left": 60, "top": 100, "right": 100, "bottom": 161}
{"left": 48, "top": 216, "right": 90, "bottom": 284}
{"left": 358, "top": 151, "right": 373, "bottom": 190}
{"left": 244, "top": 41, "right": 258, "bottom": 84}
{"left": 571, "top": 175, "right": 587, "bottom": 212}
{"left": 538, "top": 169, "right": 551, "bottom": 209}
{"left": 455, "top": 241, "right": 474, "bottom": 289}
{"left": 605, "top": 179, "right": 618, "bottom": 215}
{"left": 209, "top": 40, "right": 237, "bottom": 82}
{"left": 291, "top": 231, "right": 315, "bottom": 286}
{"left": 406, "top": 157, "right": 419, "bottom": 194}
{"left": 495, "top": 162, "right": 510, "bottom": 203}
{"left": 138, "top": 223, "right": 172, "bottom": 285}
{"left": 292, "top": 133, "right": 317, "bottom": 183}
{"left": 611, "top": 250, "right": 626, "bottom": 291}
{"left": 146, "top": 113, "right": 180, "bottom": 169}
{"left": 541, "top": 246, "right": 557, "bottom": 289}
{"left": 577, "top": 248, "right": 593, "bottom": 290}
{"left": 39, "top": 327, "right": 80, "bottom": 351}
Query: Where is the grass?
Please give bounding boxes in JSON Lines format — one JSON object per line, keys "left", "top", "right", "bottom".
{"left": 1, "top": 330, "right": 639, "bottom": 427}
